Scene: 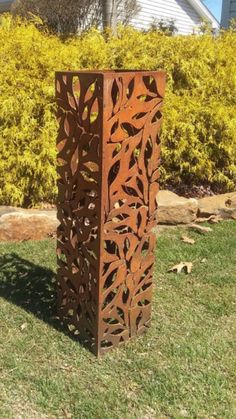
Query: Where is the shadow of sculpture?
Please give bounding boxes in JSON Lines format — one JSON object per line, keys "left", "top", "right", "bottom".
{"left": 0, "top": 252, "right": 58, "bottom": 322}
{"left": 0, "top": 253, "right": 87, "bottom": 349}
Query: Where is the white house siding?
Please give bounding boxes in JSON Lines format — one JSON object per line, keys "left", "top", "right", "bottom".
{"left": 0, "top": 0, "right": 13, "bottom": 13}
{"left": 1, "top": 0, "right": 217, "bottom": 34}
{"left": 130, "top": 0, "right": 203, "bottom": 34}
{"left": 221, "top": 0, "right": 236, "bottom": 27}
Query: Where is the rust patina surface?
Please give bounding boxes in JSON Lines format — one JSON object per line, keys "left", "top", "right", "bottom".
{"left": 56, "top": 70, "right": 166, "bottom": 355}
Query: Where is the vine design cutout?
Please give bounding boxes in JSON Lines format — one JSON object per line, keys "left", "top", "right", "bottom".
{"left": 56, "top": 71, "right": 166, "bottom": 355}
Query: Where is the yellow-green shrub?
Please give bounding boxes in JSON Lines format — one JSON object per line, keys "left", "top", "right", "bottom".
{"left": 0, "top": 15, "right": 235, "bottom": 206}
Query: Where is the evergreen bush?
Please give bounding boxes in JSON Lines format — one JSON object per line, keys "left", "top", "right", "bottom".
{"left": 0, "top": 15, "right": 235, "bottom": 206}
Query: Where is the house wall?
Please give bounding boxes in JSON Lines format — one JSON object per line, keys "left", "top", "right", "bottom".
{"left": 130, "top": 0, "right": 203, "bottom": 34}
{"left": 0, "top": 0, "right": 217, "bottom": 35}
{"left": 221, "top": 0, "right": 236, "bottom": 27}
{"left": 0, "top": 0, "right": 13, "bottom": 13}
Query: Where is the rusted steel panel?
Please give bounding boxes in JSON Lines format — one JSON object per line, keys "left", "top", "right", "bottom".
{"left": 56, "top": 70, "right": 166, "bottom": 356}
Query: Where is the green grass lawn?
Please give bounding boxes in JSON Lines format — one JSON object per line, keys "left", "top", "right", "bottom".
{"left": 0, "top": 221, "right": 235, "bottom": 418}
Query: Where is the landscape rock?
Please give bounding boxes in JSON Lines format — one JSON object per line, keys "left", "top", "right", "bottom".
{"left": 0, "top": 207, "right": 58, "bottom": 242}
{"left": 156, "top": 190, "right": 198, "bottom": 225}
{"left": 197, "top": 192, "right": 236, "bottom": 219}
{"left": 0, "top": 190, "right": 235, "bottom": 242}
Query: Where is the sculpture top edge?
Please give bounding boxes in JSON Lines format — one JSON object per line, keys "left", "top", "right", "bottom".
{"left": 55, "top": 69, "right": 166, "bottom": 76}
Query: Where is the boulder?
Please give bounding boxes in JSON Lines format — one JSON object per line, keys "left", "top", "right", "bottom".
{"left": 0, "top": 207, "right": 58, "bottom": 242}
{"left": 156, "top": 190, "right": 198, "bottom": 225}
{"left": 1, "top": 190, "right": 235, "bottom": 242}
{"left": 197, "top": 192, "right": 236, "bottom": 219}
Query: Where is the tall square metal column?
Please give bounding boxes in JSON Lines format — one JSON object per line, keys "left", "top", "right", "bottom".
{"left": 56, "top": 70, "right": 166, "bottom": 356}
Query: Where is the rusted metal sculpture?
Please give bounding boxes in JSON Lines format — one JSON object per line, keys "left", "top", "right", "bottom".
{"left": 56, "top": 70, "right": 166, "bottom": 356}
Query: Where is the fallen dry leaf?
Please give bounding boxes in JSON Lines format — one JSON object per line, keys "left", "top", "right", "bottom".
{"left": 181, "top": 235, "right": 195, "bottom": 245}
{"left": 168, "top": 261, "right": 193, "bottom": 274}
{"left": 196, "top": 215, "right": 214, "bottom": 223}
{"left": 208, "top": 215, "right": 223, "bottom": 224}
{"left": 196, "top": 215, "right": 223, "bottom": 224}
{"left": 189, "top": 224, "right": 213, "bottom": 234}
{"left": 59, "top": 364, "right": 74, "bottom": 372}
{"left": 20, "top": 323, "right": 28, "bottom": 331}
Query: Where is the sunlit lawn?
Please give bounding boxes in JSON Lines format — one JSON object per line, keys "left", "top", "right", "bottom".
{"left": 0, "top": 221, "right": 235, "bottom": 418}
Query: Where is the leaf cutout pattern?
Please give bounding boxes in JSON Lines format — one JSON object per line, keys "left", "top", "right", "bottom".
{"left": 56, "top": 71, "right": 166, "bottom": 356}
